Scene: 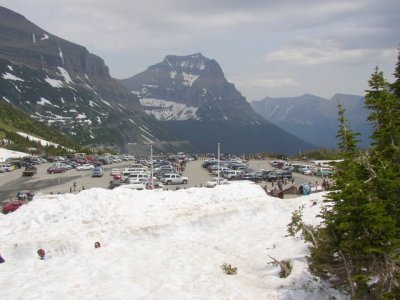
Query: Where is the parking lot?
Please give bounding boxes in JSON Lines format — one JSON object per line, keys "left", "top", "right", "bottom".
{"left": 0, "top": 158, "right": 326, "bottom": 205}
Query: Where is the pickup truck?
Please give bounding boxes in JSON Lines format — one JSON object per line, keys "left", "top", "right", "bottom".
{"left": 22, "top": 166, "right": 37, "bottom": 176}
{"left": 264, "top": 171, "right": 292, "bottom": 182}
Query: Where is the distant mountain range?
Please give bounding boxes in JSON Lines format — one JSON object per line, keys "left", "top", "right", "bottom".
{"left": 250, "top": 94, "right": 371, "bottom": 148}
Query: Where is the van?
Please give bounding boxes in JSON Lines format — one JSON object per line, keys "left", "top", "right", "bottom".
{"left": 315, "top": 168, "right": 336, "bottom": 177}
{"left": 126, "top": 173, "right": 150, "bottom": 184}
{"left": 124, "top": 167, "right": 149, "bottom": 174}
{"left": 121, "top": 170, "right": 146, "bottom": 182}
{"left": 130, "top": 163, "right": 147, "bottom": 169}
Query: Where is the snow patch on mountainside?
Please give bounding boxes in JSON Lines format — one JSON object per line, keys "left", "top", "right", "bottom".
{"left": 37, "top": 97, "right": 55, "bottom": 106}
{"left": 57, "top": 67, "right": 72, "bottom": 83}
{"left": 169, "top": 71, "right": 177, "bottom": 79}
{"left": 45, "top": 76, "right": 63, "bottom": 88}
{"left": 139, "top": 126, "right": 156, "bottom": 139}
{"left": 2, "top": 72, "right": 24, "bottom": 81}
{"left": 58, "top": 48, "right": 64, "bottom": 64}
{"left": 182, "top": 72, "right": 199, "bottom": 86}
{"left": 17, "top": 132, "right": 60, "bottom": 147}
{"left": 140, "top": 98, "right": 199, "bottom": 121}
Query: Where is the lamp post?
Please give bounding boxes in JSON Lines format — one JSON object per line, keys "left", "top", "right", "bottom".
{"left": 150, "top": 144, "right": 154, "bottom": 189}
{"left": 144, "top": 142, "right": 154, "bottom": 190}
{"left": 217, "top": 142, "right": 220, "bottom": 184}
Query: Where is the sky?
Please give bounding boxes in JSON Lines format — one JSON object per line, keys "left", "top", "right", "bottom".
{"left": 0, "top": 0, "right": 399, "bottom": 100}
{"left": 0, "top": 181, "right": 347, "bottom": 299}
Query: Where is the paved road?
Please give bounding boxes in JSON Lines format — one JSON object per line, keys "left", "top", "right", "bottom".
{"left": 0, "top": 159, "right": 326, "bottom": 205}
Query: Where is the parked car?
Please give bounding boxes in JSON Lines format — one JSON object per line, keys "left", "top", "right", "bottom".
{"left": 315, "top": 168, "right": 336, "bottom": 177}
{"left": 110, "top": 168, "right": 120, "bottom": 176}
{"left": 161, "top": 173, "right": 189, "bottom": 185}
{"left": 205, "top": 178, "right": 229, "bottom": 188}
{"left": 125, "top": 173, "right": 151, "bottom": 184}
{"left": 119, "top": 180, "right": 165, "bottom": 191}
{"left": 0, "top": 163, "right": 16, "bottom": 172}
{"left": 223, "top": 170, "right": 244, "bottom": 180}
{"left": 2, "top": 200, "right": 27, "bottom": 214}
{"left": 234, "top": 173, "right": 263, "bottom": 183}
{"left": 92, "top": 167, "right": 104, "bottom": 177}
{"left": 76, "top": 164, "right": 94, "bottom": 171}
{"left": 108, "top": 179, "right": 123, "bottom": 189}
{"left": 47, "top": 166, "right": 67, "bottom": 174}
{"left": 22, "top": 166, "right": 37, "bottom": 176}
{"left": 276, "top": 171, "right": 293, "bottom": 180}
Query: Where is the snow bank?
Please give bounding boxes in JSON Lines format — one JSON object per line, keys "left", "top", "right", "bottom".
{"left": 0, "top": 182, "right": 346, "bottom": 299}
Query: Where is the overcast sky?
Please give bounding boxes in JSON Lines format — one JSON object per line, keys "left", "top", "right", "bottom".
{"left": 1, "top": 0, "right": 399, "bottom": 100}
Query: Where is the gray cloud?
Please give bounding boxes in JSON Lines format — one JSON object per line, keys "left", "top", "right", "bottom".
{"left": 0, "top": 0, "right": 398, "bottom": 99}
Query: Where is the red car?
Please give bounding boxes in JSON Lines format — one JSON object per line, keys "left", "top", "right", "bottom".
{"left": 47, "top": 166, "right": 67, "bottom": 174}
{"left": 2, "top": 200, "right": 27, "bottom": 214}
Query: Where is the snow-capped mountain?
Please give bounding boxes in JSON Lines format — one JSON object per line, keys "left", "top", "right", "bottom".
{"left": 119, "top": 54, "right": 316, "bottom": 154}
{"left": 0, "top": 6, "right": 174, "bottom": 151}
{"left": 120, "top": 53, "right": 264, "bottom": 124}
{"left": 250, "top": 94, "right": 372, "bottom": 148}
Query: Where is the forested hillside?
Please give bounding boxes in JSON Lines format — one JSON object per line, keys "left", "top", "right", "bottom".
{"left": 0, "top": 102, "right": 78, "bottom": 154}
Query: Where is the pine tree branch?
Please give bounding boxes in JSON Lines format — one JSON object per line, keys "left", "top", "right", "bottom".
{"left": 331, "top": 228, "right": 356, "bottom": 297}
{"left": 301, "top": 223, "right": 319, "bottom": 249}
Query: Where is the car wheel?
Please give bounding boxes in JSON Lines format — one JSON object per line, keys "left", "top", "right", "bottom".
{"left": 167, "top": 180, "right": 172, "bottom": 185}
{"left": 183, "top": 180, "right": 187, "bottom": 184}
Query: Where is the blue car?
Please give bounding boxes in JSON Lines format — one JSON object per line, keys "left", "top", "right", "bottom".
{"left": 92, "top": 167, "right": 104, "bottom": 177}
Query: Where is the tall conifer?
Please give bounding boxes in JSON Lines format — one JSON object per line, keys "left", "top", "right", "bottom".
{"left": 308, "top": 54, "right": 400, "bottom": 298}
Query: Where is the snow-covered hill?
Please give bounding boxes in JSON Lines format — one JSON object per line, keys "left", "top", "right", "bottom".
{"left": 0, "top": 182, "right": 347, "bottom": 299}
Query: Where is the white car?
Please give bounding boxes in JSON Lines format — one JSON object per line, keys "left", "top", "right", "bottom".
{"left": 110, "top": 168, "right": 120, "bottom": 176}
{"left": 161, "top": 173, "right": 189, "bottom": 185}
{"left": 205, "top": 178, "right": 229, "bottom": 188}
{"left": 76, "top": 164, "right": 94, "bottom": 171}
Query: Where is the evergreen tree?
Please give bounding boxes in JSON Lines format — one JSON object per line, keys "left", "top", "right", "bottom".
{"left": 308, "top": 102, "right": 367, "bottom": 297}
{"left": 307, "top": 59, "right": 400, "bottom": 298}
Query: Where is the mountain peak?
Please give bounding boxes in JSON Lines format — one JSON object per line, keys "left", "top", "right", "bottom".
{"left": 120, "top": 54, "right": 263, "bottom": 123}
{"left": 160, "top": 53, "right": 211, "bottom": 75}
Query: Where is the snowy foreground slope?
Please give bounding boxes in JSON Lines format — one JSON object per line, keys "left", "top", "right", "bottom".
{"left": 0, "top": 182, "right": 347, "bottom": 299}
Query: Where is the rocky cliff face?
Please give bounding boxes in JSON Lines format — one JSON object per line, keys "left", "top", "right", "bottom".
{"left": 119, "top": 53, "right": 264, "bottom": 124}
{"left": 0, "top": 6, "right": 173, "bottom": 151}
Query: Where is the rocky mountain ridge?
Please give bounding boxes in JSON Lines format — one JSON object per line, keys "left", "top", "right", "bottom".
{"left": 250, "top": 93, "right": 371, "bottom": 148}
{"left": 119, "top": 53, "right": 265, "bottom": 124}
{"left": 119, "top": 53, "right": 316, "bottom": 154}
{"left": 0, "top": 6, "right": 175, "bottom": 152}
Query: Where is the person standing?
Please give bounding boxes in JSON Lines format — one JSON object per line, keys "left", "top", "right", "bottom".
{"left": 37, "top": 249, "right": 46, "bottom": 260}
